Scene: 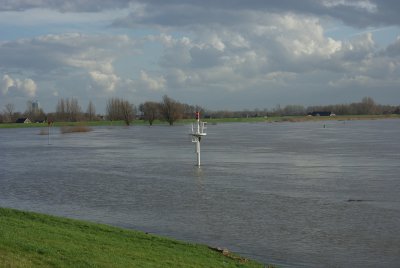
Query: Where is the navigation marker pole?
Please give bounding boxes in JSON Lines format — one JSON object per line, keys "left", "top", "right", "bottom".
{"left": 48, "top": 120, "right": 53, "bottom": 145}
{"left": 190, "top": 112, "right": 207, "bottom": 167}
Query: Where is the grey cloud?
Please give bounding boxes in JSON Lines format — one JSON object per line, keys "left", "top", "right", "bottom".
{"left": 112, "top": 5, "right": 251, "bottom": 29}
{"left": 118, "top": 0, "right": 400, "bottom": 28}
{"left": 0, "top": 40, "right": 70, "bottom": 74}
{"left": 0, "top": 0, "right": 131, "bottom": 12}
{"left": 189, "top": 46, "right": 223, "bottom": 68}
{"left": 0, "top": 33, "right": 135, "bottom": 75}
{"left": 319, "top": 1, "right": 400, "bottom": 28}
{"left": 2, "top": 1, "right": 399, "bottom": 27}
{"left": 384, "top": 38, "right": 400, "bottom": 56}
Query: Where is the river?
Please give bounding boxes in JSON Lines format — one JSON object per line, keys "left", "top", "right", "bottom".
{"left": 0, "top": 119, "right": 399, "bottom": 267}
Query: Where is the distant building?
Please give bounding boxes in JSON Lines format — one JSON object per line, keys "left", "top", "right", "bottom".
{"left": 308, "top": 111, "right": 334, "bottom": 116}
{"left": 16, "top": 118, "right": 31, "bottom": 124}
{"left": 32, "top": 100, "right": 40, "bottom": 112}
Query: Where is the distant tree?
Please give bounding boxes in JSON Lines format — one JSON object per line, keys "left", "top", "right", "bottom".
{"left": 282, "top": 105, "right": 305, "bottom": 116}
{"left": 330, "top": 104, "right": 350, "bottom": 115}
{"left": 55, "top": 98, "right": 82, "bottom": 122}
{"left": 86, "top": 101, "right": 96, "bottom": 121}
{"left": 140, "top": 101, "right": 160, "bottom": 125}
{"left": 159, "top": 95, "right": 183, "bottom": 125}
{"left": 46, "top": 112, "right": 56, "bottom": 123}
{"left": 56, "top": 98, "right": 66, "bottom": 121}
{"left": 181, "top": 104, "right": 205, "bottom": 119}
{"left": 3, "top": 103, "right": 15, "bottom": 122}
{"left": 67, "top": 98, "right": 82, "bottom": 121}
{"left": 271, "top": 104, "right": 282, "bottom": 116}
{"left": 106, "top": 98, "right": 118, "bottom": 121}
{"left": 360, "top": 96, "right": 377, "bottom": 115}
{"left": 106, "top": 98, "right": 135, "bottom": 125}
{"left": 208, "top": 110, "right": 234, "bottom": 119}
{"left": 121, "top": 100, "right": 135, "bottom": 126}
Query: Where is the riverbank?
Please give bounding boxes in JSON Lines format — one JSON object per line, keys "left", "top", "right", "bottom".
{"left": 1, "top": 114, "right": 399, "bottom": 128}
{"left": 0, "top": 207, "right": 265, "bottom": 267}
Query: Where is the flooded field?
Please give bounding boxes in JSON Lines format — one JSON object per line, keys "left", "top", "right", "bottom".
{"left": 1, "top": 119, "right": 399, "bottom": 267}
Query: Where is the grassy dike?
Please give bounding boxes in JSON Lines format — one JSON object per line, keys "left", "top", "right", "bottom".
{"left": 0, "top": 207, "right": 265, "bottom": 268}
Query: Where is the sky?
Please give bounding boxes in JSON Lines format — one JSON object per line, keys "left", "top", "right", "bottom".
{"left": 1, "top": 0, "right": 400, "bottom": 113}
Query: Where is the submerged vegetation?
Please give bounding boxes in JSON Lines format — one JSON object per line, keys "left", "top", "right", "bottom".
{"left": 0, "top": 207, "right": 264, "bottom": 267}
{"left": 60, "top": 125, "right": 92, "bottom": 134}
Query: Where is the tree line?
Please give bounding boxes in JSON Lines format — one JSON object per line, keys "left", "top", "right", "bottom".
{"left": 1, "top": 96, "right": 399, "bottom": 125}
{"left": 0, "top": 95, "right": 204, "bottom": 126}
{"left": 205, "top": 97, "right": 400, "bottom": 118}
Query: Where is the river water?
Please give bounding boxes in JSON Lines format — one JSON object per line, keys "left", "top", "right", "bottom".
{"left": 0, "top": 119, "right": 399, "bottom": 267}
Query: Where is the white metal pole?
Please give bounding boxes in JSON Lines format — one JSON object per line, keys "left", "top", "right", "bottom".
{"left": 48, "top": 124, "right": 50, "bottom": 145}
{"left": 196, "top": 139, "right": 201, "bottom": 166}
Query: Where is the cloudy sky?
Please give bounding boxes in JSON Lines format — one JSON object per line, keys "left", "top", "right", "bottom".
{"left": 1, "top": 0, "right": 400, "bottom": 113}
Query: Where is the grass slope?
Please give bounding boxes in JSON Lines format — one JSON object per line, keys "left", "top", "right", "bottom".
{"left": 0, "top": 208, "right": 264, "bottom": 267}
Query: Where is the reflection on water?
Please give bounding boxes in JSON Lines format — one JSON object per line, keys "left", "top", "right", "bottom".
{"left": 1, "top": 120, "right": 400, "bottom": 267}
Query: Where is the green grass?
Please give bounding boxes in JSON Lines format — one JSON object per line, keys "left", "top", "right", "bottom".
{"left": 0, "top": 207, "right": 265, "bottom": 267}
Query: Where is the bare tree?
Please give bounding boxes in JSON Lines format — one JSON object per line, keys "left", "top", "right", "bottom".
{"left": 159, "top": 95, "right": 183, "bottom": 125}
{"left": 360, "top": 96, "right": 377, "bottom": 115}
{"left": 282, "top": 105, "right": 306, "bottom": 116}
{"left": 55, "top": 98, "right": 82, "bottom": 122}
{"left": 140, "top": 101, "right": 160, "bottom": 125}
{"left": 106, "top": 98, "right": 118, "bottom": 121}
{"left": 86, "top": 101, "right": 96, "bottom": 121}
{"left": 68, "top": 98, "right": 82, "bottom": 122}
{"left": 121, "top": 100, "right": 135, "bottom": 126}
{"left": 106, "top": 98, "right": 135, "bottom": 125}
{"left": 56, "top": 98, "right": 66, "bottom": 121}
{"left": 3, "top": 103, "right": 15, "bottom": 122}
{"left": 181, "top": 104, "right": 205, "bottom": 119}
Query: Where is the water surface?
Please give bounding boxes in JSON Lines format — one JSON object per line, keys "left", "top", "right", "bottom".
{"left": 1, "top": 120, "right": 399, "bottom": 267}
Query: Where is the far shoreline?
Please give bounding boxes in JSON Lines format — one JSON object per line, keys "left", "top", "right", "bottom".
{"left": 0, "top": 114, "right": 399, "bottom": 129}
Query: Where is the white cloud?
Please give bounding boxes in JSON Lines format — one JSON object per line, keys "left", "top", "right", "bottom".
{"left": 322, "top": 0, "right": 377, "bottom": 13}
{"left": 1, "top": 74, "right": 14, "bottom": 95}
{"left": 17, "top": 78, "right": 37, "bottom": 97}
{"left": 1, "top": 74, "right": 37, "bottom": 97}
{"left": 0, "top": 33, "right": 138, "bottom": 94}
{"left": 139, "top": 70, "right": 166, "bottom": 91}
{"left": 89, "top": 71, "right": 120, "bottom": 92}
{"left": 274, "top": 15, "right": 342, "bottom": 58}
